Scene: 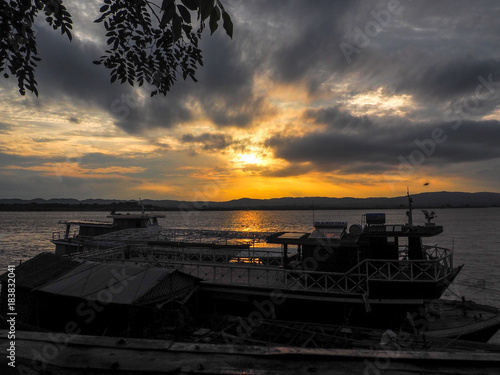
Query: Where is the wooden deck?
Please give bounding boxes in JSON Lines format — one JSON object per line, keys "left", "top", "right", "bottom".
{"left": 1, "top": 330, "right": 499, "bottom": 374}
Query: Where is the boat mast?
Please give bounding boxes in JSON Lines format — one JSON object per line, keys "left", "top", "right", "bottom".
{"left": 139, "top": 197, "right": 145, "bottom": 215}
{"left": 406, "top": 188, "right": 413, "bottom": 226}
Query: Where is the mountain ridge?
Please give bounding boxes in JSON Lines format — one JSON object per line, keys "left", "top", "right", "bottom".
{"left": 1, "top": 192, "right": 499, "bottom": 211}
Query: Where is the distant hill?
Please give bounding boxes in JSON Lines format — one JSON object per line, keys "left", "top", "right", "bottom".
{"left": 0, "top": 192, "right": 500, "bottom": 211}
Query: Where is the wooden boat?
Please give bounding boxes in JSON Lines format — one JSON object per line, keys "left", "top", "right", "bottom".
{"left": 423, "top": 299, "right": 500, "bottom": 342}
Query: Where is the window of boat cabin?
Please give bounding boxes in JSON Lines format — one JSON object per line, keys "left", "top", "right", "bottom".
{"left": 310, "top": 222, "right": 347, "bottom": 239}
{"left": 310, "top": 227, "right": 344, "bottom": 239}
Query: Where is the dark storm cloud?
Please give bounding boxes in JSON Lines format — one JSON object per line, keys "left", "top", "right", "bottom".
{"left": 33, "top": 25, "right": 194, "bottom": 134}
{"left": 181, "top": 133, "right": 234, "bottom": 151}
{"left": 35, "top": 27, "right": 125, "bottom": 106}
{"left": 238, "top": 0, "right": 500, "bottom": 117}
{"left": 190, "top": 32, "right": 273, "bottom": 128}
{"left": 30, "top": 12, "right": 272, "bottom": 132}
{"left": 334, "top": 1, "right": 500, "bottom": 115}
{"left": 266, "top": 109, "right": 500, "bottom": 176}
{"left": 392, "top": 58, "right": 500, "bottom": 104}
{"left": 305, "top": 106, "right": 374, "bottom": 132}
{"left": 242, "top": 0, "right": 352, "bottom": 93}
{"left": 25, "top": 0, "right": 500, "bottom": 133}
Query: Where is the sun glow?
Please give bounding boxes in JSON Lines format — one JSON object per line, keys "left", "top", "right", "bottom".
{"left": 238, "top": 153, "right": 262, "bottom": 165}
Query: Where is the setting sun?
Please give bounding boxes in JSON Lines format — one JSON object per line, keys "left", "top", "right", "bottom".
{"left": 238, "top": 153, "right": 261, "bottom": 165}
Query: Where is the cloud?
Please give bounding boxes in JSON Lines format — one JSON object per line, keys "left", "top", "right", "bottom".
{"left": 181, "top": 132, "right": 234, "bottom": 151}
{"left": 305, "top": 106, "right": 374, "bottom": 132}
{"left": 266, "top": 111, "right": 500, "bottom": 176}
{"left": 0, "top": 122, "right": 12, "bottom": 133}
{"left": 32, "top": 137, "right": 68, "bottom": 143}
{"left": 2, "top": 0, "right": 500, "bottom": 199}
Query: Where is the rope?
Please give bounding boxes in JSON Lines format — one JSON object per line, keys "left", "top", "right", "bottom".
{"left": 438, "top": 327, "right": 468, "bottom": 349}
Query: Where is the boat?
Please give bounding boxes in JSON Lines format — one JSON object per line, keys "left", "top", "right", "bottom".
{"left": 49, "top": 192, "right": 500, "bottom": 341}
{"left": 51, "top": 209, "right": 165, "bottom": 255}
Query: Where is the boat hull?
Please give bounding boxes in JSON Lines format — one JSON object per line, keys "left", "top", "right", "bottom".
{"left": 194, "top": 282, "right": 500, "bottom": 342}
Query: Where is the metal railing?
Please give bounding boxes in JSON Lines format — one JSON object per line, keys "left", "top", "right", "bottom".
{"left": 72, "top": 245, "right": 128, "bottom": 260}
{"left": 365, "top": 245, "right": 453, "bottom": 282}
{"left": 51, "top": 230, "right": 78, "bottom": 241}
{"left": 72, "top": 243, "right": 454, "bottom": 297}
{"left": 126, "top": 260, "right": 369, "bottom": 295}
{"left": 126, "top": 244, "right": 283, "bottom": 266}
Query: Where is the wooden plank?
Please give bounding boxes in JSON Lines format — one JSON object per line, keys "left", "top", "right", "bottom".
{"left": 2, "top": 330, "right": 499, "bottom": 363}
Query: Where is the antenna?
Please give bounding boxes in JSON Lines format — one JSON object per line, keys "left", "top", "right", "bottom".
{"left": 312, "top": 200, "right": 315, "bottom": 224}
{"left": 139, "top": 197, "right": 145, "bottom": 215}
{"left": 406, "top": 188, "right": 413, "bottom": 226}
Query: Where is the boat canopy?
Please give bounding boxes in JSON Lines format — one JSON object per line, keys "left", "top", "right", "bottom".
{"left": 37, "top": 261, "right": 198, "bottom": 306}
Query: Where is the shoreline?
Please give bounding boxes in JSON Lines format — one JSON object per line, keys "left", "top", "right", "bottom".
{"left": 1, "top": 204, "right": 499, "bottom": 212}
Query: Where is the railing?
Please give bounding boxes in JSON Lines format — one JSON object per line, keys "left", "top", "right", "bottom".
{"left": 127, "top": 244, "right": 283, "bottom": 266}
{"left": 177, "top": 262, "right": 368, "bottom": 295}
{"left": 366, "top": 245, "right": 453, "bottom": 282}
{"left": 72, "top": 245, "right": 128, "bottom": 260}
{"left": 51, "top": 230, "right": 78, "bottom": 241}
{"left": 72, "top": 243, "right": 454, "bottom": 297}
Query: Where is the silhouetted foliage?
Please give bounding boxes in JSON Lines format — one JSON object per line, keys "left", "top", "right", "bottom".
{"left": 0, "top": 0, "right": 233, "bottom": 97}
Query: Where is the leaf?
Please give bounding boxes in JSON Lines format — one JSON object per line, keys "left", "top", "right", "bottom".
{"left": 172, "top": 14, "right": 182, "bottom": 42}
{"left": 181, "top": 0, "right": 199, "bottom": 11}
{"left": 201, "top": 0, "right": 214, "bottom": 21}
{"left": 222, "top": 11, "right": 233, "bottom": 38}
{"left": 161, "top": 0, "right": 175, "bottom": 10}
{"left": 100, "top": 5, "right": 109, "bottom": 13}
{"left": 209, "top": 7, "right": 220, "bottom": 34}
{"left": 177, "top": 4, "right": 191, "bottom": 23}
{"left": 160, "top": 2, "right": 176, "bottom": 28}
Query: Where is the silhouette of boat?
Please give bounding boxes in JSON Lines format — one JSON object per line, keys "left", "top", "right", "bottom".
{"left": 49, "top": 192, "right": 500, "bottom": 341}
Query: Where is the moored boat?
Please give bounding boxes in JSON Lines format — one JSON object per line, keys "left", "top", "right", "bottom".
{"left": 37, "top": 192, "right": 500, "bottom": 342}
{"left": 58, "top": 193, "right": 500, "bottom": 341}
{"left": 52, "top": 210, "right": 165, "bottom": 255}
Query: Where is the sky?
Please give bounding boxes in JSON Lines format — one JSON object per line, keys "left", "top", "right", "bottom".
{"left": 1, "top": 0, "right": 500, "bottom": 201}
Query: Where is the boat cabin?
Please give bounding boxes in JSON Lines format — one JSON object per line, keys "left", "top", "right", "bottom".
{"left": 52, "top": 212, "right": 165, "bottom": 255}
{"left": 267, "top": 213, "right": 444, "bottom": 273}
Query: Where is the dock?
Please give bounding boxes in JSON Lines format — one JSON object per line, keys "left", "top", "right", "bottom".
{"left": 1, "top": 329, "right": 499, "bottom": 374}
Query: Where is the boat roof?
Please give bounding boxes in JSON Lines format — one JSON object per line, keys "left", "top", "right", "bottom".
{"left": 267, "top": 223, "right": 443, "bottom": 245}
{"left": 0, "top": 253, "right": 82, "bottom": 289}
{"left": 364, "top": 224, "right": 443, "bottom": 237}
{"left": 58, "top": 220, "right": 113, "bottom": 227}
{"left": 37, "top": 262, "right": 199, "bottom": 306}
{"left": 106, "top": 213, "right": 166, "bottom": 219}
{"left": 266, "top": 231, "right": 341, "bottom": 245}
